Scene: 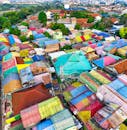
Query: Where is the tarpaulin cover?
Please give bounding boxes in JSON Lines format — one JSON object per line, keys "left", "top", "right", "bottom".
{"left": 90, "top": 70, "right": 111, "bottom": 84}
{"left": 2, "top": 58, "right": 17, "bottom": 78}
{"left": 70, "top": 86, "right": 88, "bottom": 98}
{"left": 12, "top": 83, "right": 51, "bottom": 115}
{"left": 16, "top": 43, "right": 33, "bottom": 50}
{"left": 32, "top": 37, "right": 49, "bottom": 47}
{"left": 44, "top": 43, "right": 59, "bottom": 53}
{"left": 44, "top": 39, "right": 59, "bottom": 46}
{"left": 16, "top": 64, "right": 30, "bottom": 73}
{"left": 19, "top": 66, "right": 34, "bottom": 88}
{"left": 32, "top": 55, "right": 45, "bottom": 62}
{"left": 8, "top": 35, "right": 21, "bottom": 45}
{"left": 30, "top": 61, "right": 48, "bottom": 75}
{"left": 108, "top": 76, "right": 127, "bottom": 99}
{"left": 84, "top": 100, "right": 103, "bottom": 116}
{"left": 38, "top": 96, "right": 64, "bottom": 120}
{"left": 34, "top": 119, "right": 53, "bottom": 130}
{"left": 0, "top": 34, "right": 10, "bottom": 46}
{"left": 21, "top": 104, "right": 41, "bottom": 128}
{"left": 97, "top": 85, "right": 127, "bottom": 113}
{"left": 54, "top": 51, "right": 92, "bottom": 76}
{"left": 3, "top": 52, "right": 20, "bottom": 61}
{"left": 34, "top": 33, "right": 45, "bottom": 39}
{"left": 34, "top": 73, "right": 51, "bottom": 85}
{"left": 118, "top": 74, "right": 127, "bottom": 85}
{"left": 79, "top": 72, "right": 100, "bottom": 92}
{"left": 96, "top": 32, "right": 111, "bottom": 38}
{"left": 93, "top": 56, "right": 116, "bottom": 68}
{"left": 2, "top": 73, "right": 22, "bottom": 94}
{"left": 113, "top": 59, "right": 127, "bottom": 74}
{"left": 50, "top": 109, "right": 72, "bottom": 123}
{"left": 70, "top": 90, "right": 93, "bottom": 105}
{"left": 75, "top": 94, "right": 97, "bottom": 111}
{"left": 0, "top": 42, "right": 9, "bottom": 58}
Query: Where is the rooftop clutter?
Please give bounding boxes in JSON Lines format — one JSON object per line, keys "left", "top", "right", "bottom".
{"left": 1, "top": 26, "right": 127, "bottom": 130}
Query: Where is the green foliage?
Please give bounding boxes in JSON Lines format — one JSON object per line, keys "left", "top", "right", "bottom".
{"left": 50, "top": 23, "right": 70, "bottom": 35}
{"left": 19, "top": 35, "right": 28, "bottom": 42}
{"left": 1, "top": 6, "right": 43, "bottom": 31}
{"left": 70, "top": 11, "right": 95, "bottom": 23}
{"left": 91, "top": 21, "right": 106, "bottom": 31}
{"left": 70, "top": 11, "right": 88, "bottom": 18}
{"left": 0, "top": 17, "right": 11, "bottom": 31}
{"left": 29, "top": 35, "right": 34, "bottom": 41}
{"left": 53, "top": 13, "right": 59, "bottom": 23}
{"left": 87, "top": 16, "right": 95, "bottom": 23}
{"left": 60, "top": 44, "right": 72, "bottom": 51}
{"left": 119, "top": 27, "right": 127, "bottom": 38}
{"left": 21, "top": 22, "right": 29, "bottom": 27}
{"left": 38, "top": 11, "right": 47, "bottom": 26}
{"left": 120, "top": 14, "right": 127, "bottom": 26}
{"left": 10, "top": 27, "right": 21, "bottom": 36}
{"left": 43, "top": 31, "right": 52, "bottom": 38}
{"left": 115, "top": 51, "right": 126, "bottom": 59}
{"left": 91, "top": 18, "right": 112, "bottom": 31}
{"left": 75, "top": 24, "right": 82, "bottom": 30}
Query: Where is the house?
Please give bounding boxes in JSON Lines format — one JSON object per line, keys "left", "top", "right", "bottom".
{"left": 53, "top": 30, "right": 63, "bottom": 40}
{"left": 110, "top": 18, "right": 119, "bottom": 24}
{"left": 54, "top": 51, "right": 92, "bottom": 77}
{"left": 58, "top": 18, "right": 71, "bottom": 24}
{"left": 28, "top": 16, "right": 38, "bottom": 21}
{"left": 76, "top": 18, "right": 88, "bottom": 26}
{"left": 90, "top": 13, "right": 102, "bottom": 21}
{"left": 59, "top": 10, "right": 66, "bottom": 18}
{"left": 50, "top": 9, "right": 61, "bottom": 14}
{"left": 113, "top": 24, "right": 124, "bottom": 30}
{"left": 46, "top": 11, "right": 53, "bottom": 20}
{"left": 76, "top": 18, "right": 93, "bottom": 28}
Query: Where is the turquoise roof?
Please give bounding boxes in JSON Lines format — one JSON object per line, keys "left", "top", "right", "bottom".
{"left": 54, "top": 51, "right": 92, "bottom": 76}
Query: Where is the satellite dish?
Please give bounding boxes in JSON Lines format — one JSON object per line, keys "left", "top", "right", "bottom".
{"left": 64, "top": 4, "right": 70, "bottom": 9}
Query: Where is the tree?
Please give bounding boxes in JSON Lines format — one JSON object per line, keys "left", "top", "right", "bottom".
{"left": 75, "top": 24, "right": 82, "bottom": 30}
{"left": 102, "top": 18, "right": 112, "bottom": 28}
{"left": 60, "top": 44, "right": 72, "bottom": 51}
{"left": 87, "top": 16, "right": 95, "bottom": 23}
{"left": 43, "top": 31, "right": 52, "bottom": 38}
{"left": 70, "top": 11, "right": 88, "bottom": 18}
{"left": 50, "top": 23, "right": 70, "bottom": 35}
{"left": 120, "top": 14, "right": 127, "bottom": 26}
{"left": 38, "top": 11, "right": 47, "bottom": 26}
{"left": 0, "top": 17, "right": 11, "bottom": 30}
{"left": 61, "top": 27, "right": 70, "bottom": 35}
{"left": 29, "top": 35, "right": 34, "bottom": 41}
{"left": 119, "top": 27, "right": 127, "bottom": 38}
{"left": 91, "top": 21, "right": 106, "bottom": 31}
{"left": 21, "top": 22, "right": 29, "bottom": 27}
{"left": 19, "top": 35, "right": 28, "bottom": 42}
{"left": 10, "top": 27, "right": 21, "bottom": 36}
{"left": 53, "top": 13, "right": 59, "bottom": 23}
{"left": 2, "top": 19, "right": 11, "bottom": 30}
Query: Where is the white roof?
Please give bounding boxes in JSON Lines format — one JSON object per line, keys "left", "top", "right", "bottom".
{"left": 105, "top": 36, "right": 115, "bottom": 42}
{"left": 48, "top": 51, "right": 66, "bottom": 60}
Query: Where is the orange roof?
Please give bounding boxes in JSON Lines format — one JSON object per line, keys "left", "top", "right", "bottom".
{"left": 76, "top": 18, "right": 88, "bottom": 24}
{"left": 81, "top": 23, "right": 93, "bottom": 28}
{"left": 50, "top": 9, "right": 61, "bottom": 13}
{"left": 60, "top": 13, "right": 65, "bottom": 17}
{"left": 29, "top": 16, "right": 38, "bottom": 21}
{"left": 90, "top": 13, "right": 101, "bottom": 18}
{"left": 110, "top": 18, "right": 119, "bottom": 23}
